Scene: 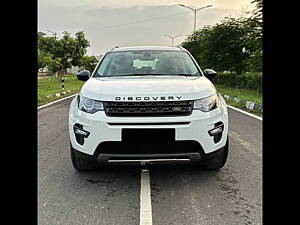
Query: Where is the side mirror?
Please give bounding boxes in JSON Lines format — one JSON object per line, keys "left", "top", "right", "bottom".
{"left": 77, "top": 70, "right": 90, "bottom": 81}
{"left": 203, "top": 69, "right": 217, "bottom": 81}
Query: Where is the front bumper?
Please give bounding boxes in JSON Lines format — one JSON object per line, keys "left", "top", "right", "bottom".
{"left": 72, "top": 143, "right": 227, "bottom": 165}
{"left": 69, "top": 95, "right": 228, "bottom": 160}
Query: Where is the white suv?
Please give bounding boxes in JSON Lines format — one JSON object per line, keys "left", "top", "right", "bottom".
{"left": 69, "top": 46, "right": 229, "bottom": 171}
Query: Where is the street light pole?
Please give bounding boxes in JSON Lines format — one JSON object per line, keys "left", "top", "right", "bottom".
{"left": 178, "top": 4, "right": 213, "bottom": 33}
{"left": 194, "top": 9, "right": 197, "bottom": 33}
{"left": 164, "top": 34, "right": 182, "bottom": 47}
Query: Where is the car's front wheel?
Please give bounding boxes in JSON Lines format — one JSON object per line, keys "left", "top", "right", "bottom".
{"left": 70, "top": 144, "right": 96, "bottom": 171}
{"left": 204, "top": 137, "right": 229, "bottom": 170}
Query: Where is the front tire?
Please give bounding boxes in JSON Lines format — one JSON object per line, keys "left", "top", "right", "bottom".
{"left": 205, "top": 137, "right": 229, "bottom": 170}
{"left": 70, "top": 144, "right": 96, "bottom": 171}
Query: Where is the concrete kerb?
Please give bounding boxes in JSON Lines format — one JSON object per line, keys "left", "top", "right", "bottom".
{"left": 47, "top": 89, "right": 76, "bottom": 99}
{"left": 220, "top": 93, "right": 263, "bottom": 112}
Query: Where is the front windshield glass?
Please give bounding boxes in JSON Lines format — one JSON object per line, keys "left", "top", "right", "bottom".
{"left": 94, "top": 50, "right": 201, "bottom": 77}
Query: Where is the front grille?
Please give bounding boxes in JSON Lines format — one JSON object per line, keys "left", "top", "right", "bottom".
{"left": 104, "top": 100, "right": 193, "bottom": 117}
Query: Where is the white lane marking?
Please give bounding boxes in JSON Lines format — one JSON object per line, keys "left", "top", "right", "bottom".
{"left": 140, "top": 169, "right": 153, "bottom": 225}
{"left": 227, "top": 105, "right": 262, "bottom": 121}
{"left": 38, "top": 94, "right": 77, "bottom": 110}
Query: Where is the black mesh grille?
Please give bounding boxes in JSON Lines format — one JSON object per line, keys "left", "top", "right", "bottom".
{"left": 104, "top": 100, "right": 193, "bottom": 117}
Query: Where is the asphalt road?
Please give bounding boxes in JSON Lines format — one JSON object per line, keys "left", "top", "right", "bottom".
{"left": 38, "top": 97, "right": 262, "bottom": 225}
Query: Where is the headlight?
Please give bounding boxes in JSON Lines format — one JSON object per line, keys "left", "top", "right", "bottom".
{"left": 77, "top": 95, "right": 104, "bottom": 114}
{"left": 193, "top": 93, "right": 219, "bottom": 112}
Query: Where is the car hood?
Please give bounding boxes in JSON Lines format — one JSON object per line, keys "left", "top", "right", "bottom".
{"left": 80, "top": 75, "right": 217, "bottom": 101}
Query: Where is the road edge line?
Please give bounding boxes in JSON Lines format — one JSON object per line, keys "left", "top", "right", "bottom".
{"left": 38, "top": 94, "right": 78, "bottom": 110}
{"left": 140, "top": 169, "right": 153, "bottom": 225}
{"left": 227, "top": 105, "right": 262, "bottom": 121}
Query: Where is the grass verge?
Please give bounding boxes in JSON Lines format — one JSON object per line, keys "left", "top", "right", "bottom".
{"left": 215, "top": 84, "right": 263, "bottom": 117}
{"left": 38, "top": 74, "right": 84, "bottom": 106}
{"left": 215, "top": 84, "right": 262, "bottom": 104}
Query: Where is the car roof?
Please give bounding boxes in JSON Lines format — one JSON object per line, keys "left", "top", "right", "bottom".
{"left": 110, "top": 46, "right": 187, "bottom": 52}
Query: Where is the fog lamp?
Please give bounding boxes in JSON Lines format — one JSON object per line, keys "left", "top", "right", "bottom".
{"left": 208, "top": 122, "right": 224, "bottom": 144}
{"left": 73, "top": 124, "right": 90, "bottom": 145}
{"left": 208, "top": 126, "right": 223, "bottom": 136}
{"left": 74, "top": 127, "right": 90, "bottom": 138}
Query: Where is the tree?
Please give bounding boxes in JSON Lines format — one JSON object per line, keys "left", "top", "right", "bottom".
{"left": 181, "top": 0, "right": 262, "bottom": 74}
{"left": 56, "top": 31, "right": 90, "bottom": 72}
{"left": 182, "top": 17, "right": 250, "bottom": 74}
{"left": 245, "top": 0, "right": 262, "bottom": 72}
{"left": 37, "top": 50, "right": 61, "bottom": 73}
{"left": 251, "top": 0, "right": 263, "bottom": 21}
{"left": 38, "top": 34, "right": 62, "bottom": 73}
{"left": 38, "top": 35, "right": 60, "bottom": 57}
{"left": 37, "top": 31, "right": 90, "bottom": 74}
{"left": 81, "top": 55, "right": 98, "bottom": 72}
{"left": 181, "top": 26, "right": 211, "bottom": 63}
{"left": 240, "top": 17, "right": 262, "bottom": 72}
{"left": 71, "top": 31, "right": 90, "bottom": 67}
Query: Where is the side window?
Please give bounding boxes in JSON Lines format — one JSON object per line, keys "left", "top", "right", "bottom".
{"left": 97, "top": 53, "right": 112, "bottom": 75}
{"left": 182, "top": 53, "right": 199, "bottom": 75}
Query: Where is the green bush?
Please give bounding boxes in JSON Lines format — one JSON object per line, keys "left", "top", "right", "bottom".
{"left": 214, "top": 72, "right": 262, "bottom": 93}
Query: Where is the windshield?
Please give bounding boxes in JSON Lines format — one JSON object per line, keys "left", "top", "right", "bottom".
{"left": 94, "top": 50, "right": 201, "bottom": 77}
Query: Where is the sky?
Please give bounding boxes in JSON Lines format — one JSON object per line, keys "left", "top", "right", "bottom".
{"left": 38, "top": 0, "right": 255, "bottom": 56}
